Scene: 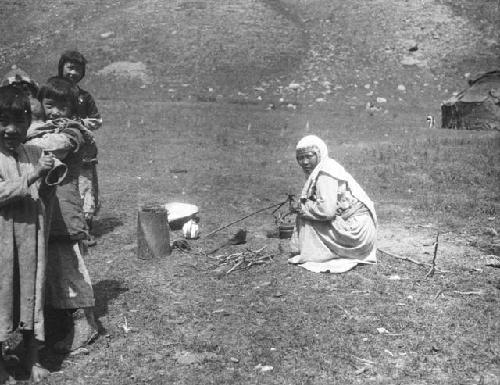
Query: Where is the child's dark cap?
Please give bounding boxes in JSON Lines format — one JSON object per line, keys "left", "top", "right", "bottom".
{"left": 0, "top": 85, "right": 32, "bottom": 124}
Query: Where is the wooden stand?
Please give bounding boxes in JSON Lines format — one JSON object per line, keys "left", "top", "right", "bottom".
{"left": 137, "top": 204, "right": 171, "bottom": 259}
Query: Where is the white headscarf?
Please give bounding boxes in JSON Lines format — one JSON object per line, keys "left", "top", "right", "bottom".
{"left": 296, "top": 134, "right": 328, "bottom": 164}
{"left": 296, "top": 135, "right": 377, "bottom": 225}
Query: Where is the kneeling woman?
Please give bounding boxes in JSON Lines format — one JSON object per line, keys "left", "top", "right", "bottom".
{"left": 288, "top": 135, "right": 377, "bottom": 273}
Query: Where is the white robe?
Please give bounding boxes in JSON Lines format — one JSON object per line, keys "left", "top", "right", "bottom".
{"left": 290, "top": 158, "right": 377, "bottom": 273}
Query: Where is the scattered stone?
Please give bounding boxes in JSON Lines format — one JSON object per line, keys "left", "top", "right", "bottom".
{"left": 288, "top": 82, "right": 302, "bottom": 90}
{"left": 100, "top": 31, "right": 115, "bottom": 39}
{"left": 406, "top": 39, "right": 418, "bottom": 52}
{"left": 255, "top": 364, "right": 273, "bottom": 372}
{"left": 366, "top": 102, "right": 381, "bottom": 113}
{"left": 97, "top": 61, "right": 152, "bottom": 84}
{"left": 174, "top": 351, "right": 219, "bottom": 365}
{"left": 401, "top": 55, "right": 428, "bottom": 67}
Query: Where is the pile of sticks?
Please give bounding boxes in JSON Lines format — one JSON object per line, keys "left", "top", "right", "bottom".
{"left": 208, "top": 246, "right": 274, "bottom": 274}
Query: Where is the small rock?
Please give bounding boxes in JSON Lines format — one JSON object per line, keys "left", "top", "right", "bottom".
{"left": 230, "top": 357, "right": 239, "bottom": 363}
{"left": 100, "top": 31, "right": 115, "bottom": 39}
{"left": 364, "top": 84, "right": 371, "bottom": 89}
{"left": 376, "top": 97, "right": 387, "bottom": 103}
{"left": 398, "top": 84, "right": 406, "bottom": 92}
{"left": 403, "top": 39, "right": 418, "bottom": 51}
{"left": 255, "top": 364, "right": 273, "bottom": 372}
{"left": 315, "top": 97, "right": 326, "bottom": 102}
{"left": 401, "top": 55, "right": 427, "bottom": 67}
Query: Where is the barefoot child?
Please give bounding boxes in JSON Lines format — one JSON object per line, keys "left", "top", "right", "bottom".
{"left": 28, "top": 76, "right": 98, "bottom": 353}
{"left": 0, "top": 85, "right": 53, "bottom": 383}
{"left": 58, "top": 51, "right": 102, "bottom": 246}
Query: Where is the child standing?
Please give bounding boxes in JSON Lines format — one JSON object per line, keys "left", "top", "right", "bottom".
{"left": 58, "top": 51, "right": 102, "bottom": 246}
{"left": 0, "top": 85, "right": 53, "bottom": 383}
{"left": 29, "top": 76, "right": 98, "bottom": 353}
{"left": 2, "top": 66, "right": 45, "bottom": 124}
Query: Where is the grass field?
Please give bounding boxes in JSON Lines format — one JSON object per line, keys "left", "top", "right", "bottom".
{"left": 29, "top": 101, "right": 497, "bottom": 385}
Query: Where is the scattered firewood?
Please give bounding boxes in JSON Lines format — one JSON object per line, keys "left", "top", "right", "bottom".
{"left": 210, "top": 246, "right": 274, "bottom": 274}
{"left": 453, "top": 290, "right": 486, "bottom": 296}
{"left": 426, "top": 232, "right": 439, "bottom": 278}
{"left": 378, "top": 248, "right": 447, "bottom": 273}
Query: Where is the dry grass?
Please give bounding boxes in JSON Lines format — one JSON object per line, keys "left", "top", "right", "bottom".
{"left": 32, "top": 102, "right": 499, "bottom": 385}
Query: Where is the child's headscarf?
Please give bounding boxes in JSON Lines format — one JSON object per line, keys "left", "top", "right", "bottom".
{"left": 2, "top": 66, "right": 39, "bottom": 95}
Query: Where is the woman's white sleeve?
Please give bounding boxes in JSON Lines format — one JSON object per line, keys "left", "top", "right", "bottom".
{"left": 300, "top": 174, "right": 338, "bottom": 221}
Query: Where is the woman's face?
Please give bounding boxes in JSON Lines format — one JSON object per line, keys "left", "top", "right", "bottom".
{"left": 296, "top": 150, "right": 319, "bottom": 174}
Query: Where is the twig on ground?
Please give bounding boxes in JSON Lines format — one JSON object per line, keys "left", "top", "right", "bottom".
{"left": 453, "top": 290, "right": 486, "bottom": 296}
{"left": 426, "top": 232, "right": 439, "bottom": 278}
{"left": 434, "top": 289, "right": 445, "bottom": 300}
{"left": 226, "top": 257, "right": 246, "bottom": 274}
{"left": 378, "top": 248, "right": 447, "bottom": 273}
{"left": 379, "top": 248, "right": 427, "bottom": 266}
{"left": 352, "top": 355, "right": 375, "bottom": 365}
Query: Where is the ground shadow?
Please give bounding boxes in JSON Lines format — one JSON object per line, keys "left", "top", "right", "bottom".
{"left": 36, "top": 280, "right": 128, "bottom": 373}
{"left": 93, "top": 279, "right": 129, "bottom": 326}
{"left": 91, "top": 215, "right": 124, "bottom": 238}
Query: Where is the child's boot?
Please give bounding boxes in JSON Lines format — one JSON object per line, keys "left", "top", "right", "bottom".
{"left": 54, "top": 308, "right": 98, "bottom": 353}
